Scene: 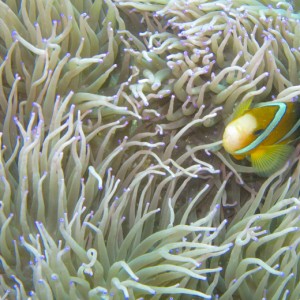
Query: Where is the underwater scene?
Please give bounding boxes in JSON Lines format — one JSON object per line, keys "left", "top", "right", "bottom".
{"left": 0, "top": 0, "right": 300, "bottom": 299}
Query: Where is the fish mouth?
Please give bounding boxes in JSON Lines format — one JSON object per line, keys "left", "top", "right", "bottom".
{"left": 222, "top": 124, "right": 242, "bottom": 153}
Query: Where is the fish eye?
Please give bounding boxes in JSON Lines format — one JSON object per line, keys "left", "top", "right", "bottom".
{"left": 253, "top": 128, "right": 264, "bottom": 135}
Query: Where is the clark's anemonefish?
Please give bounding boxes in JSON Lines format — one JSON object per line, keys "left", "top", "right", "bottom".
{"left": 223, "top": 98, "right": 300, "bottom": 176}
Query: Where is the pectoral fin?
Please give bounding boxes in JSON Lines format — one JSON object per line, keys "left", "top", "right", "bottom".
{"left": 250, "top": 144, "right": 294, "bottom": 177}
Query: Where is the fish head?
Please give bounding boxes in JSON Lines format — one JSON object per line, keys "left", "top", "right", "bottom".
{"left": 223, "top": 113, "right": 258, "bottom": 154}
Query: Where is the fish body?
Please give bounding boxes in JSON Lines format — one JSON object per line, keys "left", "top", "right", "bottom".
{"left": 223, "top": 99, "right": 300, "bottom": 176}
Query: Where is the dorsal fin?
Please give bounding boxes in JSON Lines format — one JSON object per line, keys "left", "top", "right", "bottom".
{"left": 231, "top": 97, "right": 253, "bottom": 120}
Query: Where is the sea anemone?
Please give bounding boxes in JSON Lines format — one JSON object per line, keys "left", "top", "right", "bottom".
{"left": 0, "top": 0, "right": 300, "bottom": 299}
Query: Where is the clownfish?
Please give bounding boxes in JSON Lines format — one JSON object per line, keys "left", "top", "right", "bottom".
{"left": 222, "top": 98, "right": 300, "bottom": 176}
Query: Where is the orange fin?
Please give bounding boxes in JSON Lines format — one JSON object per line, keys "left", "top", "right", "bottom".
{"left": 231, "top": 97, "right": 253, "bottom": 121}
{"left": 250, "top": 144, "right": 294, "bottom": 177}
{"left": 232, "top": 154, "right": 246, "bottom": 160}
